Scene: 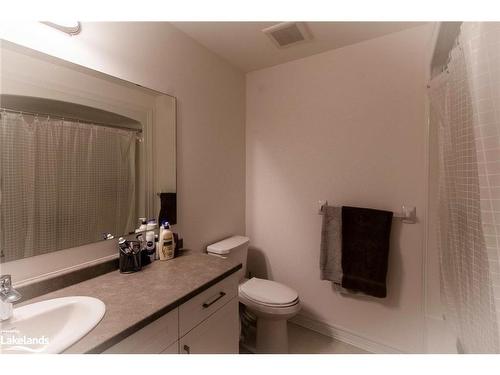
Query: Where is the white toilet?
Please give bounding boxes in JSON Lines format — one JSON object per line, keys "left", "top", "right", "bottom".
{"left": 207, "top": 236, "right": 301, "bottom": 354}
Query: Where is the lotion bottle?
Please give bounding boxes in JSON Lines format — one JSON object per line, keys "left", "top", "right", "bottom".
{"left": 159, "top": 222, "right": 175, "bottom": 261}
{"left": 156, "top": 221, "right": 166, "bottom": 260}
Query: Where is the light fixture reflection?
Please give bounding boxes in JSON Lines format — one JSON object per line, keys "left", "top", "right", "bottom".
{"left": 40, "top": 21, "right": 81, "bottom": 36}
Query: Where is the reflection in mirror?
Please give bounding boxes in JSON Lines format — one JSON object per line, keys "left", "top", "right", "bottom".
{"left": 0, "top": 41, "right": 176, "bottom": 263}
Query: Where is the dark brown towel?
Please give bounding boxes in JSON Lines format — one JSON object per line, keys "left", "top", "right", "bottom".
{"left": 158, "top": 192, "right": 177, "bottom": 226}
{"left": 341, "top": 206, "right": 393, "bottom": 298}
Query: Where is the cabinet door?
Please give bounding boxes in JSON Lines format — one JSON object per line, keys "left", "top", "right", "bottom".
{"left": 179, "top": 297, "right": 239, "bottom": 354}
{"left": 160, "top": 341, "right": 179, "bottom": 354}
{"left": 103, "top": 308, "right": 178, "bottom": 354}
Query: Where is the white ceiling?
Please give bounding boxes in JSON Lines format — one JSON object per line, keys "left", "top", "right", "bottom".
{"left": 171, "top": 22, "right": 426, "bottom": 72}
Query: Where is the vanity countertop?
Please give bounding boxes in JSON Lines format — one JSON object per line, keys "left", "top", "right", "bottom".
{"left": 19, "top": 252, "right": 241, "bottom": 354}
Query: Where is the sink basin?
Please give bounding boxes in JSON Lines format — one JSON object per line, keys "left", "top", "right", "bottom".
{"left": 0, "top": 296, "right": 105, "bottom": 354}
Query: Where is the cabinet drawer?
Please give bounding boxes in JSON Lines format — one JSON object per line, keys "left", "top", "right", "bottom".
{"left": 179, "top": 272, "right": 238, "bottom": 337}
{"left": 179, "top": 297, "right": 239, "bottom": 354}
{"left": 103, "top": 308, "right": 178, "bottom": 354}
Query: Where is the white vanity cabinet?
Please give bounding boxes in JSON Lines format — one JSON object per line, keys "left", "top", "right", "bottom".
{"left": 103, "top": 272, "right": 239, "bottom": 354}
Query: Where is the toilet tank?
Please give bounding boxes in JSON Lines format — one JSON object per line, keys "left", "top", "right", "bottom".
{"left": 207, "top": 236, "right": 250, "bottom": 280}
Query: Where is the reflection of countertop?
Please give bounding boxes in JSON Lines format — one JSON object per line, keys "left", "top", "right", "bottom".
{"left": 20, "top": 253, "right": 241, "bottom": 354}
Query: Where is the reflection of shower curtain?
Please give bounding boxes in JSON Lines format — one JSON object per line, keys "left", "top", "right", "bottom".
{"left": 0, "top": 111, "right": 136, "bottom": 262}
{"left": 429, "top": 22, "right": 500, "bottom": 353}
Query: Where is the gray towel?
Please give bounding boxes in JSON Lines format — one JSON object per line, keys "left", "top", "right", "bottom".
{"left": 319, "top": 205, "right": 342, "bottom": 283}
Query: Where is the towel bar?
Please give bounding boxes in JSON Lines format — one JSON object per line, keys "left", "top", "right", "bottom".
{"left": 318, "top": 200, "right": 416, "bottom": 224}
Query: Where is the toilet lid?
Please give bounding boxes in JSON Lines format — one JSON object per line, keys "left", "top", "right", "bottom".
{"left": 239, "top": 278, "right": 298, "bottom": 306}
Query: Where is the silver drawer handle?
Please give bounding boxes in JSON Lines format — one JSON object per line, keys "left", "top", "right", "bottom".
{"left": 202, "top": 291, "right": 226, "bottom": 308}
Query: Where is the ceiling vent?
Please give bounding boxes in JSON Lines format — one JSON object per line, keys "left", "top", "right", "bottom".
{"left": 262, "top": 22, "right": 312, "bottom": 49}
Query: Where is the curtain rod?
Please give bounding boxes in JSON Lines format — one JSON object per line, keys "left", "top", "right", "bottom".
{"left": 0, "top": 107, "right": 143, "bottom": 133}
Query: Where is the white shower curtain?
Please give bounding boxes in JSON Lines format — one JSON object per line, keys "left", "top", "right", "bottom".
{"left": 429, "top": 22, "right": 500, "bottom": 353}
{"left": 0, "top": 111, "right": 137, "bottom": 262}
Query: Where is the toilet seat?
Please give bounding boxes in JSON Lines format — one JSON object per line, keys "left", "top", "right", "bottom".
{"left": 239, "top": 278, "right": 299, "bottom": 308}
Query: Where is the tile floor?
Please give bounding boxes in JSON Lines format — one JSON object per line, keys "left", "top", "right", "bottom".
{"left": 240, "top": 322, "right": 369, "bottom": 354}
{"left": 288, "top": 322, "right": 369, "bottom": 354}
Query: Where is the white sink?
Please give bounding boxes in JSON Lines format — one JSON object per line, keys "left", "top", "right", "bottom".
{"left": 0, "top": 296, "right": 105, "bottom": 354}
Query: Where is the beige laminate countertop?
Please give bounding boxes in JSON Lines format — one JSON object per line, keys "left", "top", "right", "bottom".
{"left": 19, "top": 253, "right": 241, "bottom": 354}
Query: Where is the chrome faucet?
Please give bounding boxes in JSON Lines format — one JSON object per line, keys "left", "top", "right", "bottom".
{"left": 0, "top": 275, "right": 22, "bottom": 321}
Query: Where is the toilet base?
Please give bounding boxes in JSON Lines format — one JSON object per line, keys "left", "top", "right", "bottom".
{"left": 256, "top": 316, "right": 288, "bottom": 354}
{"left": 238, "top": 279, "right": 301, "bottom": 354}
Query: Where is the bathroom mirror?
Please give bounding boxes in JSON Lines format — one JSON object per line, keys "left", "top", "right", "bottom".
{"left": 0, "top": 41, "right": 177, "bottom": 263}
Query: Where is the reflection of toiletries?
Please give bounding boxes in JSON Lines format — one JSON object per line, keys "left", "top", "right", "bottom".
{"left": 135, "top": 217, "right": 148, "bottom": 233}
{"left": 145, "top": 219, "right": 157, "bottom": 262}
{"left": 159, "top": 222, "right": 175, "bottom": 261}
{"left": 146, "top": 219, "right": 157, "bottom": 231}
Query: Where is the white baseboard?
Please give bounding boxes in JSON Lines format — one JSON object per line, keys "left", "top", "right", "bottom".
{"left": 290, "top": 313, "right": 405, "bottom": 354}
{"left": 424, "top": 315, "right": 457, "bottom": 353}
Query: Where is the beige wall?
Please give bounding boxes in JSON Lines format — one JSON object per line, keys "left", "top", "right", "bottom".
{"left": 246, "top": 24, "right": 433, "bottom": 353}
{"left": 1, "top": 22, "right": 246, "bottom": 253}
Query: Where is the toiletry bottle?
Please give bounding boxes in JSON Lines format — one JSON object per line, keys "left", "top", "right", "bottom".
{"left": 136, "top": 232, "right": 151, "bottom": 266}
{"left": 154, "top": 234, "right": 159, "bottom": 260}
{"left": 156, "top": 221, "right": 166, "bottom": 260}
{"left": 159, "top": 222, "right": 175, "bottom": 261}
{"left": 135, "top": 217, "right": 148, "bottom": 233}
{"left": 159, "top": 221, "right": 166, "bottom": 238}
{"left": 145, "top": 219, "right": 157, "bottom": 262}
